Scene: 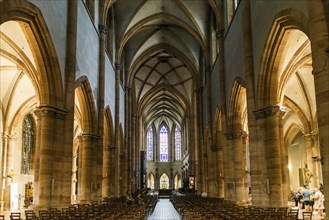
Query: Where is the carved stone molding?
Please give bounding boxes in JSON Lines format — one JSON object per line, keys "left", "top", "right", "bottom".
{"left": 253, "top": 105, "right": 283, "bottom": 120}
{"left": 104, "top": 145, "right": 116, "bottom": 151}
{"left": 34, "top": 105, "right": 67, "bottom": 120}
{"left": 195, "top": 86, "right": 203, "bottom": 94}
{"left": 115, "top": 63, "right": 121, "bottom": 70}
{"left": 211, "top": 144, "right": 222, "bottom": 151}
{"left": 78, "top": 132, "right": 99, "bottom": 140}
{"left": 1, "top": 132, "right": 17, "bottom": 141}
{"left": 98, "top": 24, "right": 108, "bottom": 34}
{"left": 226, "top": 131, "right": 243, "bottom": 140}
{"left": 216, "top": 29, "right": 225, "bottom": 39}
{"left": 304, "top": 133, "right": 318, "bottom": 141}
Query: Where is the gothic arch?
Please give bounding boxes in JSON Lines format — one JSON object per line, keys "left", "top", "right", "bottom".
{"left": 0, "top": 0, "right": 64, "bottom": 107}
{"left": 74, "top": 76, "right": 97, "bottom": 133}
{"left": 228, "top": 77, "right": 247, "bottom": 131}
{"left": 257, "top": 8, "right": 309, "bottom": 107}
{"left": 104, "top": 106, "right": 115, "bottom": 146}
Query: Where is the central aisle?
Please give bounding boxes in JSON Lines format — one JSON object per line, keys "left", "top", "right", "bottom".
{"left": 148, "top": 199, "right": 181, "bottom": 220}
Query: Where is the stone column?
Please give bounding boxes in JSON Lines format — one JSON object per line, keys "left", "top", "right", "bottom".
{"left": 1, "top": 133, "right": 17, "bottom": 210}
{"left": 97, "top": 24, "right": 107, "bottom": 200}
{"left": 78, "top": 133, "right": 98, "bottom": 203}
{"left": 34, "top": 106, "right": 65, "bottom": 208}
{"left": 308, "top": 0, "right": 329, "bottom": 213}
{"left": 108, "top": 146, "right": 116, "bottom": 197}
{"left": 304, "top": 134, "right": 317, "bottom": 188}
{"left": 102, "top": 143, "right": 110, "bottom": 198}
{"left": 61, "top": 0, "right": 77, "bottom": 206}
{"left": 195, "top": 87, "right": 204, "bottom": 194}
{"left": 226, "top": 132, "right": 246, "bottom": 203}
{"left": 241, "top": 0, "right": 267, "bottom": 207}
{"left": 254, "top": 106, "right": 285, "bottom": 207}
{"left": 213, "top": 144, "right": 224, "bottom": 198}
{"left": 114, "top": 63, "right": 121, "bottom": 197}
{"left": 188, "top": 114, "right": 198, "bottom": 177}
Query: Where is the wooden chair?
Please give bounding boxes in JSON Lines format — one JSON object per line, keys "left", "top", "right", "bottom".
{"left": 0, "top": 215, "right": 4, "bottom": 220}
{"left": 10, "top": 213, "right": 21, "bottom": 220}
{"left": 302, "top": 211, "right": 312, "bottom": 220}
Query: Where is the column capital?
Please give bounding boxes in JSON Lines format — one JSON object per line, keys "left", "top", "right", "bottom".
{"left": 253, "top": 105, "right": 285, "bottom": 120}
{"left": 115, "top": 63, "right": 121, "bottom": 70}
{"left": 125, "top": 86, "right": 132, "bottom": 92}
{"left": 1, "top": 132, "right": 17, "bottom": 140}
{"left": 216, "top": 29, "right": 225, "bottom": 39}
{"left": 195, "top": 86, "right": 203, "bottom": 94}
{"left": 303, "top": 133, "right": 318, "bottom": 139}
{"left": 104, "top": 145, "right": 116, "bottom": 151}
{"left": 98, "top": 24, "right": 108, "bottom": 34}
{"left": 211, "top": 144, "right": 222, "bottom": 151}
{"left": 78, "top": 132, "right": 99, "bottom": 140}
{"left": 226, "top": 131, "right": 244, "bottom": 140}
{"left": 34, "top": 105, "right": 67, "bottom": 120}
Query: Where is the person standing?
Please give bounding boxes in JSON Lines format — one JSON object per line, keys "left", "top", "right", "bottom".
{"left": 302, "top": 185, "right": 313, "bottom": 211}
{"left": 314, "top": 187, "right": 325, "bottom": 219}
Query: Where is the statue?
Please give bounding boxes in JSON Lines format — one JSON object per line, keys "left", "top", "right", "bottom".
{"left": 7, "top": 169, "right": 16, "bottom": 183}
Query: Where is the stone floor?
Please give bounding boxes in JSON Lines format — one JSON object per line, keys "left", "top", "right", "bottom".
{"left": 148, "top": 199, "right": 181, "bottom": 220}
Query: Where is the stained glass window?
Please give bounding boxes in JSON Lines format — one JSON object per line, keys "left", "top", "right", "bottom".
{"left": 22, "top": 114, "right": 34, "bottom": 174}
{"left": 175, "top": 126, "right": 181, "bottom": 161}
{"left": 160, "top": 125, "right": 168, "bottom": 162}
{"left": 147, "top": 126, "right": 153, "bottom": 160}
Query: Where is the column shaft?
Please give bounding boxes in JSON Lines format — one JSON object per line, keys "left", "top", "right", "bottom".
{"left": 78, "top": 133, "right": 97, "bottom": 203}
{"left": 308, "top": 0, "right": 329, "bottom": 213}
{"left": 62, "top": 0, "right": 77, "bottom": 206}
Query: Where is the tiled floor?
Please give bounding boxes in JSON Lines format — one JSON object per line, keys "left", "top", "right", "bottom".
{"left": 148, "top": 199, "right": 181, "bottom": 220}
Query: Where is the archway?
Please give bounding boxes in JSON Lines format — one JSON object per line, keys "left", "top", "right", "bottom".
{"left": 147, "top": 173, "right": 155, "bottom": 190}
{"left": 72, "top": 76, "right": 97, "bottom": 203}
{"left": 159, "top": 173, "right": 169, "bottom": 189}
{"left": 0, "top": 20, "right": 40, "bottom": 210}
{"left": 174, "top": 174, "right": 181, "bottom": 190}
{"left": 258, "top": 10, "right": 321, "bottom": 205}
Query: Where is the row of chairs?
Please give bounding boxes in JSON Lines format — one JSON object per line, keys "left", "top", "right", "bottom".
{"left": 8, "top": 195, "right": 158, "bottom": 220}
{"left": 170, "top": 194, "right": 313, "bottom": 220}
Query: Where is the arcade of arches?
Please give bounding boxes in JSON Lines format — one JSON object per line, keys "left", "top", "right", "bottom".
{"left": 0, "top": 0, "right": 328, "bottom": 213}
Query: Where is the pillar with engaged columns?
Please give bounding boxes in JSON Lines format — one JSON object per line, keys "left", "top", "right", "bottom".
{"left": 226, "top": 131, "right": 247, "bottom": 203}
{"left": 254, "top": 106, "right": 286, "bottom": 207}
{"left": 98, "top": 24, "right": 107, "bottom": 201}
{"left": 114, "top": 63, "right": 121, "bottom": 197}
{"left": 308, "top": 0, "right": 329, "bottom": 213}
{"left": 34, "top": 106, "right": 66, "bottom": 208}
{"left": 1, "top": 133, "right": 17, "bottom": 210}
{"left": 78, "top": 132, "right": 98, "bottom": 203}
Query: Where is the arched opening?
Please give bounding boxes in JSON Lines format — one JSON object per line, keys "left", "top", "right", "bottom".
{"left": 147, "top": 173, "right": 155, "bottom": 190}
{"left": 72, "top": 77, "right": 97, "bottom": 203}
{"left": 0, "top": 20, "right": 41, "bottom": 210}
{"left": 159, "top": 173, "right": 169, "bottom": 189}
{"left": 286, "top": 131, "right": 307, "bottom": 190}
{"left": 174, "top": 174, "right": 181, "bottom": 190}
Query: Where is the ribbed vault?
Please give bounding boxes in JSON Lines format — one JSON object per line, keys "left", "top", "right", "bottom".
{"left": 106, "top": 0, "right": 220, "bottom": 127}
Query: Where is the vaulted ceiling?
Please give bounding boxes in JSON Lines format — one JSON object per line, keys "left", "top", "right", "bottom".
{"left": 107, "top": 0, "right": 221, "bottom": 128}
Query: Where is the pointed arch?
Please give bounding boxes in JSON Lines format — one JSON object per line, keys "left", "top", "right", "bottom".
{"left": 146, "top": 124, "right": 155, "bottom": 161}
{"left": 159, "top": 123, "right": 169, "bottom": 162}
{"left": 213, "top": 107, "right": 223, "bottom": 149}
{"left": 0, "top": 0, "right": 64, "bottom": 107}
{"left": 104, "top": 106, "right": 115, "bottom": 147}
{"left": 228, "top": 77, "right": 247, "bottom": 131}
{"left": 74, "top": 76, "right": 97, "bottom": 133}
{"left": 159, "top": 173, "right": 170, "bottom": 189}
{"left": 257, "top": 8, "right": 309, "bottom": 107}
